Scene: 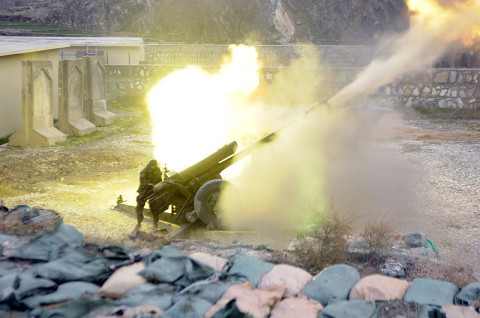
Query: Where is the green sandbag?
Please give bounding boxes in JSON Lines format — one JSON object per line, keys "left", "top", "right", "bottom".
{"left": 0, "top": 274, "right": 56, "bottom": 309}
{"left": 454, "top": 282, "right": 480, "bottom": 306}
{"left": 29, "top": 296, "right": 113, "bottom": 318}
{"left": 116, "top": 283, "right": 175, "bottom": 310}
{"left": 222, "top": 252, "right": 274, "bottom": 287}
{"left": 33, "top": 250, "right": 115, "bottom": 284}
{"left": 404, "top": 278, "right": 459, "bottom": 307}
{"left": 302, "top": 264, "right": 360, "bottom": 306}
{"left": 318, "top": 300, "right": 375, "bottom": 318}
{"left": 161, "top": 295, "right": 212, "bottom": 318}
{"left": 4, "top": 224, "right": 84, "bottom": 262}
{"left": 22, "top": 282, "right": 100, "bottom": 309}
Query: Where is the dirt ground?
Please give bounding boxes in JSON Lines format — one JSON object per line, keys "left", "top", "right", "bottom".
{"left": 0, "top": 107, "right": 479, "bottom": 278}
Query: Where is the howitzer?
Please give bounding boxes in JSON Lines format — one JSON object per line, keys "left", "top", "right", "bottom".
{"left": 145, "top": 131, "right": 277, "bottom": 229}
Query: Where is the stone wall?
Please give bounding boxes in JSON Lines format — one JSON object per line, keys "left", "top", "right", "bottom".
{"left": 379, "top": 69, "right": 480, "bottom": 110}
{"left": 105, "top": 64, "right": 480, "bottom": 112}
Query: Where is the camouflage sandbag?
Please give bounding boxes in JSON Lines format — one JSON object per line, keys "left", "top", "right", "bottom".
{"left": 0, "top": 274, "right": 56, "bottom": 310}
{"left": 2, "top": 224, "right": 83, "bottom": 262}
{"left": 404, "top": 278, "right": 460, "bottom": 307}
{"left": 29, "top": 296, "right": 114, "bottom": 318}
{"left": 160, "top": 295, "right": 212, "bottom": 318}
{"left": 318, "top": 300, "right": 375, "bottom": 318}
{"left": 454, "top": 282, "right": 480, "bottom": 306}
{"left": 116, "top": 283, "right": 175, "bottom": 310}
{"left": 222, "top": 252, "right": 275, "bottom": 287}
{"left": 301, "top": 264, "right": 360, "bottom": 306}
{"left": 22, "top": 281, "right": 100, "bottom": 309}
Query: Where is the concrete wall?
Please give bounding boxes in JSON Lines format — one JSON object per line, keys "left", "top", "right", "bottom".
{"left": 0, "top": 48, "right": 60, "bottom": 139}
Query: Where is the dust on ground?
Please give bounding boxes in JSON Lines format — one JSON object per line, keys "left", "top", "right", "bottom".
{"left": 0, "top": 106, "right": 479, "bottom": 277}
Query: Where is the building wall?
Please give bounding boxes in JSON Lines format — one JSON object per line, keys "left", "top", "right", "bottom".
{"left": 0, "top": 48, "right": 60, "bottom": 139}
{"left": 59, "top": 46, "right": 143, "bottom": 65}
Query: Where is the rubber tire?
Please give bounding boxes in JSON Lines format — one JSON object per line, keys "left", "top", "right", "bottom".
{"left": 194, "top": 179, "right": 229, "bottom": 228}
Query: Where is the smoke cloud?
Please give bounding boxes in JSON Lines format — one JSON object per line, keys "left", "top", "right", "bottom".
{"left": 219, "top": 3, "right": 480, "bottom": 235}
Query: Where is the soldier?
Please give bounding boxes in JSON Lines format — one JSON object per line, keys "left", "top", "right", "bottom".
{"left": 135, "top": 159, "right": 162, "bottom": 230}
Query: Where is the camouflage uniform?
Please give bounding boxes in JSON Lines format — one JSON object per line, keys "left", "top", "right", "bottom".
{"left": 135, "top": 160, "right": 162, "bottom": 225}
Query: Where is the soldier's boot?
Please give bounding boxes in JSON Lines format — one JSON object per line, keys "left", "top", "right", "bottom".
{"left": 152, "top": 214, "right": 159, "bottom": 231}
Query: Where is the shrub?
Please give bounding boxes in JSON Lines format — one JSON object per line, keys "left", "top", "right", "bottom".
{"left": 360, "top": 217, "right": 395, "bottom": 257}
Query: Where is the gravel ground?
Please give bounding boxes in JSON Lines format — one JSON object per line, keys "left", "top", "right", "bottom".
{"left": 0, "top": 115, "right": 479, "bottom": 278}
{"left": 397, "top": 119, "right": 480, "bottom": 279}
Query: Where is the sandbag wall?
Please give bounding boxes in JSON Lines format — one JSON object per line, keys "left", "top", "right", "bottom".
{"left": 1, "top": 205, "right": 480, "bottom": 318}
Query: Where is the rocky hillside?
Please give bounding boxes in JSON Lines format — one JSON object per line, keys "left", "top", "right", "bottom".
{"left": 0, "top": 0, "right": 409, "bottom": 44}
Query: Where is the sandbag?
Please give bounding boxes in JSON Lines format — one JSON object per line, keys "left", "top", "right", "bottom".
{"left": 140, "top": 255, "right": 186, "bottom": 283}
{"left": 259, "top": 264, "right": 312, "bottom": 298}
{"left": 33, "top": 250, "right": 116, "bottom": 284}
{"left": 91, "top": 304, "right": 163, "bottom": 318}
{"left": 144, "top": 246, "right": 185, "bottom": 265}
{"left": 301, "top": 264, "right": 360, "bottom": 306}
{"left": 269, "top": 295, "right": 323, "bottom": 318}
{"left": 318, "top": 300, "right": 375, "bottom": 318}
{"left": 161, "top": 295, "right": 212, "bottom": 318}
{"left": 441, "top": 304, "right": 480, "bottom": 318}
{"left": 205, "top": 282, "right": 284, "bottom": 318}
{"left": 180, "top": 276, "right": 242, "bottom": 304}
{"left": 22, "top": 281, "right": 100, "bottom": 309}
{"left": 222, "top": 252, "right": 274, "bottom": 287}
{"left": 454, "top": 282, "right": 480, "bottom": 306}
{"left": 116, "top": 283, "right": 175, "bottom": 310}
{"left": 98, "top": 262, "right": 146, "bottom": 299}
{"left": 404, "top": 278, "right": 460, "bottom": 307}
{"left": 211, "top": 299, "right": 245, "bottom": 318}
{"left": 0, "top": 274, "right": 56, "bottom": 309}
{"left": 2, "top": 224, "right": 83, "bottom": 262}
{"left": 29, "top": 296, "right": 113, "bottom": 318}
{"left": 349, "top": 274, "right": 411, "bottom": 302}
{"left": 188, "top": 252, "right": 227, "bottom": 272}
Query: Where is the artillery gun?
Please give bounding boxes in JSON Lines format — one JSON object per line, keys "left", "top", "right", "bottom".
{"left": 115, "top": 132, "right": 277, "bottom": 236}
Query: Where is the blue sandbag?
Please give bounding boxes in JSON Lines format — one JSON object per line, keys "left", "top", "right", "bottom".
{"left": 302, "top": 264, "right": 360, "bottom": 306}
{"left": 0, "top": 274, "right": 56, "bottom": 310}
{"left": 454, "top": 282, "right": 480, "bottom": 306}
{"left": 29, "top": 296, "right": 113, "bottom": 318}
{"left": 22, "top": 282, "right": 100, "bottom": 309}
{"left": 318, "top": 300, "right": 375, "bottom": 318}
{"left": 116, "top": 282, "right": 175, "bottom": 310}
{"left": 404, "top": 278, "right": 459, "bottom": 307}
{"left": 222, "top": 252, "right": 274, "bottom": 287}
{"left": 161, "top": 295, "right": 212, "bottom": 318}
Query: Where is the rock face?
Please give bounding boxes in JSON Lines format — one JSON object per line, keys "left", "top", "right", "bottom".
{"left": 0, "top": 0, "right": 409, "bottom": 44}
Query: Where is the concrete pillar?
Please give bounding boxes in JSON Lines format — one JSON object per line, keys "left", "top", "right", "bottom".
{"left": 9, "top": 61, "right": 66, "bottom": 147}
{"left": 84, "top": 56, "right": 115, "bottom": 126}
{"left": 58, "top": 59, "right": 95, "bottom": 136}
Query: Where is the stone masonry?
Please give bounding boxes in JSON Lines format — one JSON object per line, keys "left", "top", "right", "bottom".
{"left": 58, "top": 59, "right": 95, "bottom": 136}
{"left": 9, "top": 61, "right": 66, "bottom": 146}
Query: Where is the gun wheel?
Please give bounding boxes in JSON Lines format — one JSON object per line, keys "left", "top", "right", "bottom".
{"left": 194, "top": 179, "right": 230, "bottom": 229}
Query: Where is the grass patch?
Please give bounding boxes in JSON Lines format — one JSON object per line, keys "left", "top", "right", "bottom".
{"left": 294, "top": 200, "right": 353, "bottom": 274}
{"left": 0, "top": 184, "right": 28, "bottom": 197}
{"left": 0, "top": 134, "right": 11, "bottom": 145}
